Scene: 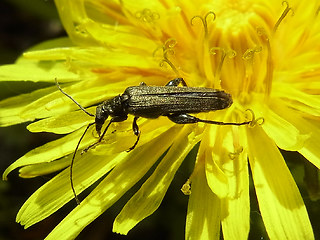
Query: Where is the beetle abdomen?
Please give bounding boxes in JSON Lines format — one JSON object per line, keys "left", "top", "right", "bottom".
{"left": 123, "top": 86, "right": 233, "bottom": 118}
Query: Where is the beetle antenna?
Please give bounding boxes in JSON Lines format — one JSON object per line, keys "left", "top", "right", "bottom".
{"left": 70, "top": 122, "right": 95, "bottom": 205}
{"left": 55, "top": 78, "right": 94, "bottom": 117}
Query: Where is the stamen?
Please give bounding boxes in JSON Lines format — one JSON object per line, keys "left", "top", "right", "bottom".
{"left": 273, "top": 1, "right": 294, "bottom": 33}
{"left": 242, "top": 46, "right": 262, "bottom": 61}
{"left": 164, "top": 38, "right": 177, "bottom": 49}
{"left": 73, "top": 22, "right": 88, "bottom": 36}
{"left": 157, "top": 38, "right": 179, "bottom": 76}
{"left": 242, "top": 46, "right": 262, "bottom": 92}
{"left": 159, "top": 50, "right": 179, "bottom": 76}
{"left": 257, "top": 27, "right": 273, "bottom": 97}
{"left": 229, "top": 147, "right": 244, "bottom": 160}
{"left": 153, "top": 38, "right": 177, "bottom": 57}
{"left": 245, "top": 109, "right": 264, "bottom": 127}
{"left": 190, "top": 12, "right": 216, "bottom": 87}
{"left": 210, "top": 47, "right": 236, "bottom": 88}
{"left": 135, "top": 8, "right": 160, "bottom": 23}
{"left": 181, "top": 179, "right": 192, "bottom": 195}
{"left": 191, "top": 12, "right": 216, "bottom": 38}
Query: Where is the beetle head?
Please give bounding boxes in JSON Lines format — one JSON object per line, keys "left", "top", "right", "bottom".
{"left": 94, "top": 96, "right": 127, "bottom": 136}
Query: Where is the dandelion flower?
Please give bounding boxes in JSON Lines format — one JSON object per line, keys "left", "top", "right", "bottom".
{"left": 1, "top": 0, "right": 319, "bottom": 239}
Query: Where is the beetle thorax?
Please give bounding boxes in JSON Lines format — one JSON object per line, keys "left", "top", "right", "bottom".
{"left": 102, "top": 95, "right": 127, "bottom": 117}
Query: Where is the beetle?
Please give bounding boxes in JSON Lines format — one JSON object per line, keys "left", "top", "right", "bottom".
{"left": 56, "top": 78, "right": 251, "bottom": 204}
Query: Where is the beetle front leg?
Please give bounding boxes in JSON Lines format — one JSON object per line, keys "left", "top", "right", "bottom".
{"left": 82, "top": 120, "right": 114, "bottom": 153}
{"left": 127, "top": 116, "right": 141, "bottom": 152}
{"left": 167, "top": 113, "right": 251, "bottom": 125}
{"left": 166, "top": 78, "right": 187, "bottom": 87}
{"left": 82, "top": 115, "right": 128, "bottom": 153}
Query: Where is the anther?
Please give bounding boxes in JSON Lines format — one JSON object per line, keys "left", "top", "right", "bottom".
{"left": 191, "top": 12, "right": 216, "bottom": 38}
{"left": 164, "top": 38, "right": 177, "bottom": 49}
{"left": 181, "top": 179, "right": 192, "bottom": 195}
{"left": 242, "top": 46, "right": 262, "bottom": 61}
{"left": 157, "top": 38, "right": 179, "bottom": 76}
{"left": 228, "top": 147, "right": 244, "bottom": 160}
{"left": 245, "top": 109, "right": 264, "bottom": 127}
{"left": 273, "top": 1, "right": 294, "bottom": 32}
{"left": 135, "top": 9, "right": 160, "bottom": 23}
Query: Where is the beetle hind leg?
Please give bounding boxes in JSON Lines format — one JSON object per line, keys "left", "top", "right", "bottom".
{"left": 167, "top": 113, "right": 251, "bottom": 125}
{"left": 167, "top": 113, "right": 198, "bottom": 124}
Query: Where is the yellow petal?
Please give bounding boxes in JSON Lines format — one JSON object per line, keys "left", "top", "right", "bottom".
{"left": 24, "top": 47, "right": 158, "bottom": 69}
{"left": 18, "top": 120, "right": 177, "bottom": 228}
{"left": 221, "top": 127, "right": 250, "bottom": 240}
{"left": 0, "top": 83, "right": 93, "bottom": 127}
{"left": 299, "top": 119, "right": 320, "bottom": 169}
{"left": 113, "top": 125, "right": 198, "bottom": 234}
{"left": 281, "top": 113, "right": 320, "bottom": 169}
{"left": 273, "top": 82, "right": 320, "bottom": 116}
{"left": 186, "top": 160, "right": 220, "bottom": 240}
{"left": 247, "top": 126, "right": 314, "bottom": 239}
{"left": 19, "top": 158, "right": 69, "bottom": 178}
{"left": 261, "top": 101, "right": 308, "bottom": 151}
{"left": 268, "top": 103, "right": 320, "bottom": 169}
{"left": 0, "top": 61, "right": 78, "bottom": 82}
{"left": 0, "top": 86, "right": 56, "bottom": 126}
{"left": 0, "top": 78, "right": 133, "bottom": 127}
{"left": 0, "top": 38, "right": 77, "bottom": 84}
{"left": 17, "top": 151, "right": 123, "bottom": 228}
{"left": 203, "top": 124, "right": 228, "bottom": 198}
{"left": 27, "top": 107, "right": 94, "bottom": 134}
{"left": 84, "top": 22, "right": 158, "bottom": 52}
{"left": 3, "top": 126, "right": 95, "bottom": 180}
{"left": 54, "top": 0, "right": 95, "bottom": 45}
{"left": 44, "top": 127, "right": 179, "bottom": 240}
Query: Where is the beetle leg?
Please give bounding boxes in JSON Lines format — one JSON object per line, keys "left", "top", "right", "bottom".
{"left": 82, "top": 120, "right": 114, "bottom": 153}
{"left": 82, "top": 115, "right": 128, "bottom": 153}
{"left": 166, "top": 78, "right": 187, "bottom": 87}
{"left": 167, "top": 113, "right": 199, "bottom": 124}
{"left": 139, "top": 82, "right": 147, "bottom": 86}
{"left": 127, "top": 116, "right": 140, "bottom": 152}
{"left": 167, "top": 113, "right": 251, "bottom": 125}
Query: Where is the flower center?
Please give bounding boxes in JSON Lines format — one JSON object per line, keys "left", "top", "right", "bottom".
{"left": 214, "top": 2, "right": 269, "bottom": 35}
{"left": 188, "top": 1, "right": 292, "bottom": 102}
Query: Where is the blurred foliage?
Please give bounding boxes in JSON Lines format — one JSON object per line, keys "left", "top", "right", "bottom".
{"left": 0, "top": 1, "right": 319, "bottom": 240}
